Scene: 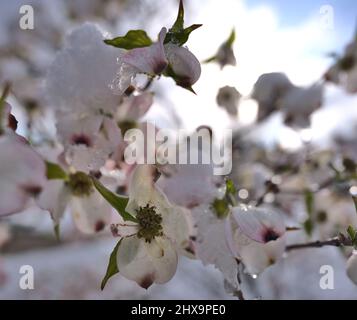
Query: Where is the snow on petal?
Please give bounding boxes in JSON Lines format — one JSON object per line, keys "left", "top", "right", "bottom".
{"left": 117, "top": 235, "right": 177, "bottom": 288}
{"left": 232, "top": 206, "right": 285, "bottom": 243}
{"left": 46, "top": 23, "right": 121, "bottom": 114}
{"left": 0, "top": 135, "right": 46, "bottom": 216}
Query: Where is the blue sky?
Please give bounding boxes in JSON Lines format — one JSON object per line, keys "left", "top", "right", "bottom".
{"left": 248, "top": 0, "right": 356, "bottom": 44}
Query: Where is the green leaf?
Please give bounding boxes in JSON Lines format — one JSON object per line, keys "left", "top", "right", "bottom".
{"left": 104, "top": 30, "right": 152, "bottom": 49}
{"left": 91, "top": 176, "right": 137, "bottom": 223}
{"left": 211, "top": 198, "right": 229, "bottom": 219}
{"left": 225, "top": 179, "right": 237, "bottom": 196}
{"left": 101, "top": 239, "right": 122, "bottom": 290}
{"left": 347, "top": 225, "right": 356, "bottom": 242}
{"left": 164, "top": 1, "right": 202, "bottom": 46}
{"left": 303, "top": 219, "right": 313, "bottom": 236}
{"left": 226, "top": 28, "right": 235, "bottom": 47}
{"left": 45, "top": 161, "right": 68, "bottom": 180}
{"left": 165, "top": 24, "right": 202, "bottom": 46}
{"left": 171, "top": 0, "right": 184, "bottom": 32}
{"left": 304, "top": 189, "right": 314, "bottom": 217}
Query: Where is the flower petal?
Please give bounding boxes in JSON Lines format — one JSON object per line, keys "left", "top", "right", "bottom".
{"left": 0, "top": 135, "right": 46, "bottom": 216}
{"left": 232, "top": 206, "right": 285, "bottom": 243}
{"left": 70, "top": 190, "right": 112, "bottom": 234}
{"left": 347, "top": 251, "right": 357, "bottom": 285}
{"left": 121, "top": 28, "right": 168, "bottom": 75}
{"left": 165, "top": 44, "right": 201, "bottom": 87}
{"left": 117, "top": 236, "right": 177, "bottom": 288}
{"left": 37, "top": 180, "right": 70, "bottom": 225}
{"left": 126, "top": 164, "right": 158, "bottom": 214}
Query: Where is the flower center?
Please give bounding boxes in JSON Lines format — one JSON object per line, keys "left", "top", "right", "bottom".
{"left": 136, "top": 204, "right": 163, "bottom": 242}
{"left": 68, "top": 172, "right": 94, "bottom": 197}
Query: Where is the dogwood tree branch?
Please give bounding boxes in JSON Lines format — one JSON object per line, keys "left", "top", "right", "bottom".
{"left": 286, "top": 235, "right": 353, "bottom": 252}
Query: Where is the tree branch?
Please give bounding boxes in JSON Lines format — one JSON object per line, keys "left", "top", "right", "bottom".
{"left": 286, "top": 235, "right": 352, "bottom": 252}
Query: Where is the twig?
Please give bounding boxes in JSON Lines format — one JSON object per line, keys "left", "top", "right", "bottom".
{"left": 286, "top": 235, "right": 352, "bottom": 252}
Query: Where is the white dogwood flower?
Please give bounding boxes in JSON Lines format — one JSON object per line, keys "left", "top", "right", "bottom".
{"left": 111, "top": 165, "right": 189, "bottom": 288}
{"left": 38, "top": 171, "right": 112, "bottom": 234}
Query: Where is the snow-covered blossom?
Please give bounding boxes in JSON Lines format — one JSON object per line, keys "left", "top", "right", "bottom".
{"left": 38, "top": 171, "right": 112, "bottom": 234}
{"left": 111, "top": 165, "right": 189, "bottom": 288}
{"left": 216, "top": 86, "right": 241, "bottom": 116}
{"left": 46, "top": 23, "right": 121, "bottom": 115}
{"left": 46, "top": 23, "right": 124, "bottom": 172}
{"left": 111, "top": 28, "right": 201, "bottom": 93}
{"left": 56, "top": 112, "right": 122, "bottom": 172}
{"left": 0, "top": 135, "right": 46, "bottom": 216}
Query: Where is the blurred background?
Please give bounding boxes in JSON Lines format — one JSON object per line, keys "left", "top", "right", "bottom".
{"left": 0, "top": 0, "right": 357, "bottom": 299}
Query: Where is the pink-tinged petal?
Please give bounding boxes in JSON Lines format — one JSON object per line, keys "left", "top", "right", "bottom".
{"left": 232, "top": 230, "right": 286, "bottom": 275}
{"left": 347, "top": 251, "right": 357, "bottom": 285}
{"left": 70, "top": 190, "right": 112, "bottom": 234}
{"left": 165, "top": 44, "right": 201, "bottom": 86}
{"left": 0, "top": 136, "right": 46, "bottom": 216}
{"left": 157, "top": 162, "right": 219, "bottom": 208}
{"left": 37, "top": 180, "right": 70, "bottom": 225}
{"left": 117, "top": 236, "right": 177, "bottom": 288}
{"left": 111, "top": 223, "right": 138, "bottom": 238}
{"left": 1, "top": 102, "right": 17, "bottom": 132}
{"left": 123, "top": 92, "right": 154, "bottom": 121}
{"left": 101, "top": 117, "right": 122, "bottom": 148}
{"left": 232, "top": 206, "right": 285, "bottom": 243}
{"left": 121, "top": 28, "right": 168, "bottom": 75}
{"left": 56, "top": 112, "right": 103, "bottom": 147}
